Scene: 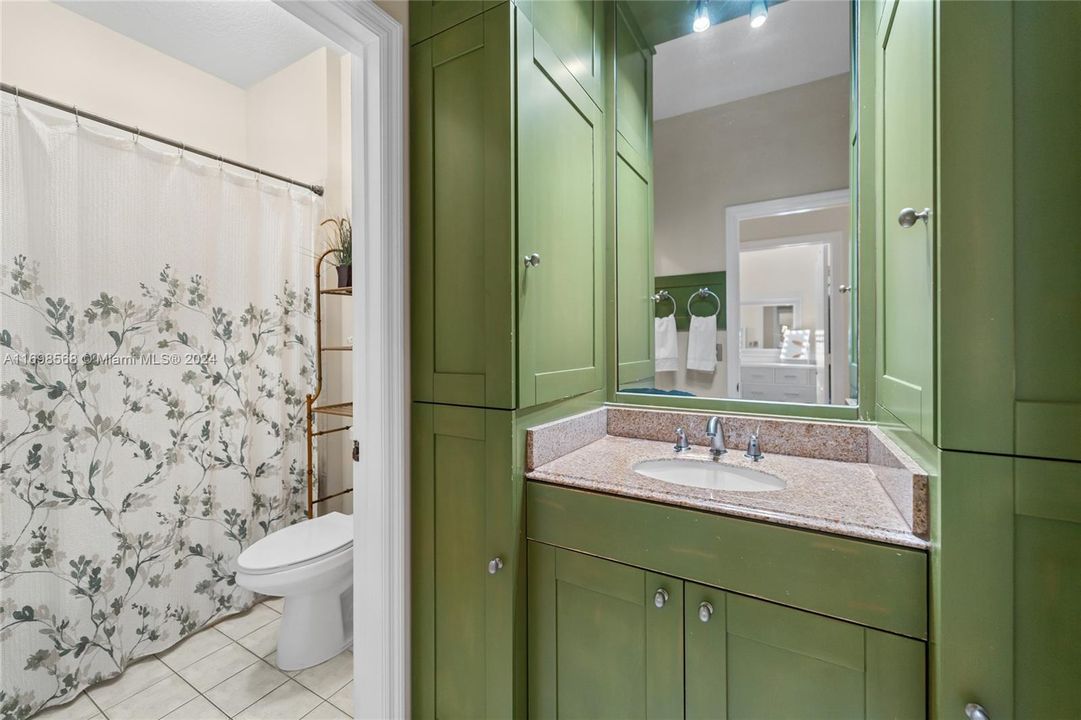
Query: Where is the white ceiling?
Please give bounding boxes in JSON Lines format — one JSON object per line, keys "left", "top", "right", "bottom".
{"left": 653, "top": 0, "right": 850, "bottom": 121}
{"left": 56, "top": 0, "right": 340, "bottom": 89}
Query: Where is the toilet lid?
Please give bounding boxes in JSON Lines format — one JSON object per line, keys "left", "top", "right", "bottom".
{"left": 237, "top": 512, "right": 353, "bottom": 574}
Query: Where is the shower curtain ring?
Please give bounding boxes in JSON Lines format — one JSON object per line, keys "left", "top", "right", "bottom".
{"left": 13, "top": 87, "right": 19, "bottom": 106}
{"left": 133, "top": 127, "right": 140, "bottom": 144}
{"left": 218, "top": 155, "right": 224, "bottom": 171}
{"left": 73, "top": 105, "right": 80, "bottom": 126}
{"left": 178, "top": 143, "right": 185, "bottom": 159}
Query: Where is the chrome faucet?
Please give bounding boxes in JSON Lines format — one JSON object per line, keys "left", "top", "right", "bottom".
{"left": 673, "top": 427, "right": 690, "bottom": 453}
{"left": 745, "top": 425, "right": 764, "bottom": 462}
{"left": 705, "top": 416, "right": 726, "bottom": 457}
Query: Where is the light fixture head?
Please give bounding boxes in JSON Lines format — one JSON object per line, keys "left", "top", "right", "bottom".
{"left": 693, "top": 0, "right": 711, "bottom": 32}
{"left": 750, "top": 0, "right": 768, "bottom": 28}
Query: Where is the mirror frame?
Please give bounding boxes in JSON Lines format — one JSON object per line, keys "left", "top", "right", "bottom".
{"left": 606, "top": 0, "right": 874, "bottom": 421}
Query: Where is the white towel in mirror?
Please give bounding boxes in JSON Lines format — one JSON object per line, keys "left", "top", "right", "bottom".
{"left": 655, "top": 314, "right": 678, "bottom": 372}
{"left": 686, "top": 314, "right": 717, "bottom": 372}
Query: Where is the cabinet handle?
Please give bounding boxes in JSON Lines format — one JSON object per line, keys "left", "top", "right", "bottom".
{"left": 653, "top": 588, "right": 669, "bottom": 608}
{"left": 523, "top": 252, "right": 541, "bottom": 268}
{"left": 838, "top": 284, "right": 852, "bottom": 294}
{"left": 897, "top": 207, "right": 931, "bottom": 228}
{"left": 487, "top": 557, "right": 503, "bottom": 575}
{"left": 698, "top": 601, "right": 714, "bottom": 623}
{"left": 964, "top": 704, "right": 990, "bottom": 720}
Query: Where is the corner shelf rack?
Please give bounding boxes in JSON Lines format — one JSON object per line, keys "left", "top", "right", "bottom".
{"left": 306, "top": 248, "right": 354, "bottom": 518}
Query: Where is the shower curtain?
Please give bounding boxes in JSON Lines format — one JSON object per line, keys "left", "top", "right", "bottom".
{"left": 0, "top": 99, "right": 318, "bottom": 717}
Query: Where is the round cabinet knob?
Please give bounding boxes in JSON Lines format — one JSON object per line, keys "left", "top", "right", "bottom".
{"left": 964, "top": 703, "right": 990, "bottom": 720}
{"left": 898, "top": 207, "right": 931, "bottom": 228}
{"left": 838, "top": 284, "right": 853, "bottom": 294}
{"left": 487, "top": 557, "right": 503, "bottom": 575}
{"left": 523, "top": 252, "right": 541, "bottom": 268}
{"left": 653, "top": 588, "right": 669, "bottom": 608}
{"left": 698, "top": 601, "right": 714, "bottom": 623}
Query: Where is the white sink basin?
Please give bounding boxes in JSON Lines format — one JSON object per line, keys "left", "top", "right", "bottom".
{"left": 633, "top": 459, "right": 786, "bottom": 493}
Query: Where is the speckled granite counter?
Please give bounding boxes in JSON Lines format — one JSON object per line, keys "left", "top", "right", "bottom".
{"left": 525, "top": 408, "right": 930, "bottom": 550}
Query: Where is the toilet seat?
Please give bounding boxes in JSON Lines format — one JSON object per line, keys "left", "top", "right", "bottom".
{"left": 237, "top": 511, "right": 353, "bottom": 575}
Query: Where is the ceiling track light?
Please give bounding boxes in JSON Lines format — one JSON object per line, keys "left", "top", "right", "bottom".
{"left": 750, "top": 0, "right": 768, "bottom": 28}
{"left": 693, "top": 0, "right": 711, "bottom": 33}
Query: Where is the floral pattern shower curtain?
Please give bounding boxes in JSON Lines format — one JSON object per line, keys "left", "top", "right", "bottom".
{"left": 0, "top": 99, "right": 317, "bottom": 718}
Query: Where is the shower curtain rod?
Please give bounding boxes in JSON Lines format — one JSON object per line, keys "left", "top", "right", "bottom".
{"left": 1, "top": 83, "right": 325, "bottom": 197}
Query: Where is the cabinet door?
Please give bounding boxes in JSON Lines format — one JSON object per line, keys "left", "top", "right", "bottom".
{"left": 411, "top": 403, "right": 515, "bottom": 719}
{"left": 875, "top": 0, "right": 935, "bottom": 442}
{"left": 684, "top": 584, "right": 926, "bottom": 720}
{"left": 528, "top": 544, "right": 683, "bottom": 719}
{"left": 411, "top": 7, "right": 514, "bottom": 409}
{"left": 517, "top": 7, "right": 606, "bottom": 408}
{"left": 615, "top": 5, "right": 654, "bottom": 386}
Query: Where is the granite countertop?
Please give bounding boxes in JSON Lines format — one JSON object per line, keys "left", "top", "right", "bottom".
{"left": 526, "top": 434, "right": 929, "bottom": 550}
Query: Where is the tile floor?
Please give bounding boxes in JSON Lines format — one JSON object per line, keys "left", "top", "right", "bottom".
{"left": 34, "top": 599, "right": 353, "bottom": 720}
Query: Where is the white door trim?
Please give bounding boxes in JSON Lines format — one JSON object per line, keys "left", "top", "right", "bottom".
{"left": 276, "top": 2, "right": 407, "bottom": 718}
{"left": 724, "top": 189, "right": 849, "bottom": 400}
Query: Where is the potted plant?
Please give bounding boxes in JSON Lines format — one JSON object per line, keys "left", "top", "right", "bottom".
{"left": 321, "top": 217, "right": 352, "bottom": 288}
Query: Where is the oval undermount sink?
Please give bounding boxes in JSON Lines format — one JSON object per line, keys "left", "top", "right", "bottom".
{"left": 633, "top": 459, "right": 787, "bottom": 493}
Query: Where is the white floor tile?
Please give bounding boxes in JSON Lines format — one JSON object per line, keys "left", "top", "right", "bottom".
{"left": 160, "top": 695, "right": 229, "bottom": 720}
{"left": 327, "top": 682, "right": 353, "bottom": 718}
{"left": 88, "top": 657, "right": 174, "bottom": 710}
{"left": 33, "top": 691, "right": 102, "bottom": 720}
{"left": 212, "top": 605, "right": 278, "bottom": 640}
{"left": 103, "top": 674, "right": 196, "bottom": 720}
{"left": 236, "top": 618, "right": 281, "bottom": 658}
{"left": 261, "top": 597, "right": 285, "bottom": 614}
{"left": 293, "top": 652, "right": 353, "bottom": 700}
{"left": 177, "top": 642, "right": 262, "bottom": 693}
{"left": 204, "top": 660, "right": 288, "bottom": 717}
{"left": 157, "top": 628, "right": 233, "bottom": 671}
{"left": 234, "top": 680, "right": 322, "bottom": 720}
{"left": 301, "top": 701, "right": 351, "bottom": 719}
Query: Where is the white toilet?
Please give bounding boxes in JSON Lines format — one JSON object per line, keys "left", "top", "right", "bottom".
{"left": 235, "top": 511, "right": 353, "bottom": 671}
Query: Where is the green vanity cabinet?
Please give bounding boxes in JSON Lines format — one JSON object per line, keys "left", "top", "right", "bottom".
{"left": 516, "top": 6, "right": 607, "bottom": 408}
{"left": 410, "top": 6, "right": 514, "bottom": 409}
{"left": 874, "top": 0, "right": 935, "bottom": 444}
{"left": 614, "top": 4, "right": 654, "bottom": 386}
{"left": 411, "top": 403, "right": 516, "bottom": 719}
{"left": 528, "top": 540, "right": 927, "bottom": 720}
{"left": 528, "top": 543, "right": 683, "bottom": 719}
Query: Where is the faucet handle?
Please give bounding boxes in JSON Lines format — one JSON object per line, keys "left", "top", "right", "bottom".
{"left": 745, "top": 425, "right": 764, "bottom": 462}
{"left": 674, "top": 427, "right": 690, "bottom": 452}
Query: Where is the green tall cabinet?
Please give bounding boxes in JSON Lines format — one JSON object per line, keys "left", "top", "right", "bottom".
{"left": 410, "top": 1, "right": 609, "bottom": 717}
{"left": 872, "top": 1, "right": 1081, "bottom": 717}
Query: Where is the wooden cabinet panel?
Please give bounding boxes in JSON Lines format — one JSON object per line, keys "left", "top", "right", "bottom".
{"left": 517, "top": 9, "right": 606, "bottom": 408}
{"left": 411, "top": 403, "right": 515, "bottom": 719}
{"left": 527, "top": 543, "right": 683, "bottom": 719}
{"left": 875, "top": 0, "right": 935, "bottom": 442}
{"left": 411, "top": 8, "right": 514, "bottom": 409}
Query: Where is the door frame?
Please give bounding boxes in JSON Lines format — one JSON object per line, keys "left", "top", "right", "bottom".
{"left": 277, "top": 2, "right": 407, "bottom": 717}
{"left": 723, "top": 189, "right": 850, "bottom": 402}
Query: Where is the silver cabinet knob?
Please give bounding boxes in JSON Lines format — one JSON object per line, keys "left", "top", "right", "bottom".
{"left": 838, "top": 284, "right": 853, "bottom": 294}
{"left": 523, "top": 252, "right": 541, "bottom": 268}
{"left": 653, "top": 588, "right": 669, "bottom": 608}
{"left": 487, "top": 557, "right": 503, "bottom": 575}
{"left": 898, "top": 207, "right": 931, "bottom": 228}
{"left": 698, "top": 601, "right": 714, "bottom": 623}
{"left": 965, "top": 703, "right": 990, "bottom": 720}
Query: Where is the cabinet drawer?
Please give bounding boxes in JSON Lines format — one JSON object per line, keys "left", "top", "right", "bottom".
{"left": 774, "top": 366, "right": 815, "bottom": 386}
{"left": 741, "top": 384, "right": 816, "bottom": 403}
{"left": 740, "top": 367, "right": 774, "bottom": 384}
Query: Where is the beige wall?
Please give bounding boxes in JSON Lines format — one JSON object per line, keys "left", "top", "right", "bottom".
{"left": 653, "top": 73, "right": 850, "bottom": 277}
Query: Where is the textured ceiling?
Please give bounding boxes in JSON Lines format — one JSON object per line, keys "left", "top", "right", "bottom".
{"left": 653, "top": 0, "right": 851, "bottom": 120}
{"left": 56, "top": 0, "right": 340, "bottom": 88}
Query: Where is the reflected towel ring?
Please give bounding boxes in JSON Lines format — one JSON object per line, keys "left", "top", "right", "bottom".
{"left": 687, "top": 288, "right": 721, "bottom": 317}
{"left": 652, "top": 290, "right": 676, "bottom": 318}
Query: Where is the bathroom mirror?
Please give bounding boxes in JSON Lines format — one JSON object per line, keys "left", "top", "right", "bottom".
{"left": 616, "top": 0, "right": 856, "bottom": 407}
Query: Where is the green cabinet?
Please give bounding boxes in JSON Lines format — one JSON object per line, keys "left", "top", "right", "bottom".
{"left": 528, "top": 544, "right": 682, "bottom": 719}
{"left": 411, "top": 403, "right": 515, "bottom": 719}
{"left": 614, "top": 5, "right": 654, "bottom": 386}
{"left": 516, "top": 6, "right": 607, "bottom": 408}
{"left": 529, "top": 542, "right": 926, "bottom": 720}
{"left": 411, "top": 7, "right": 514, "bottom": 409}
{"left": 874, "top": 0, "right": 935, "bottom": 444}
